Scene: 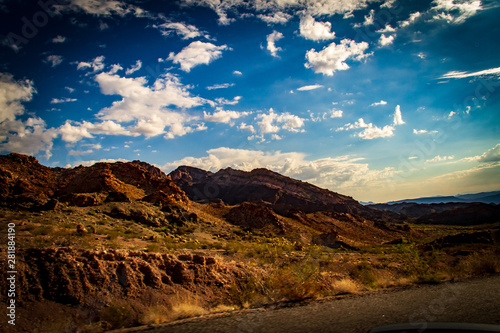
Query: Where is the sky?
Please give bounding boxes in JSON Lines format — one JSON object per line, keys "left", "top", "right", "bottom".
{"left": 0, "top": 0, "right": 499, "bottom": 203}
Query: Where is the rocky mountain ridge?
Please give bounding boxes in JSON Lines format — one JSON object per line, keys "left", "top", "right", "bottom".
{"left": 0, "top": 153, "right": 186, "bottom": 209}
{"left": 369, "top": 202, "right": 500, "bottom": 226}
{"left": 168, "top": 165, "right": 401, "bottom": 225}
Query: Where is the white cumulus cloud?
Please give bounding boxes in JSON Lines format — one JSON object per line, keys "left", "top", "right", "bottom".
{"left": 266, "top": 30, "right": 284, "bottom": 57}
{"left": 125, "top": 60, "right": 142, "bottom": 75}
{"left": 431, "top": 0, "right": 481, "bottom": 24}
{"left": 76, "top": 55, "right": 105, "bottom": 73}
{"left": 305, "top": 39, "right": 371, "bottom": 76}
{"left": 55, "top": 0, "right": 144, "bottom": 17}
{"left": 258, "top": 11, "right": 292, "bottom": 24}
{"left": 0, "top": 74, "right": 57, "bottom": 159}
{"left": 299, "top": 15, "right": 336, "bottom": 41}
{"left": 45, "top": 55, "right": 63, "bottom": 67}
{"left": 0, "top": 73, "right": 36, "bottom": 122}
{"left": 378, "top": 34, "right": 394, "bottom": 47}
{"left": 153, "top": 21, "right": 207, "bottom": 39}
{"left": 370, "top": 100, "right": 387, "bottom": 107}
{"left": 337, "top": 118, "right": 395, "bottom": 140}
{"left": 203, "top": 108, "right": 250, "bottom": 125}
{"left": 168, "top": 41, "right": 229, "bottom": 72}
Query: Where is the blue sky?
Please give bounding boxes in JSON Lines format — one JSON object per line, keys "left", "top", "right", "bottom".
{"left": 1, "top": 0, "right": 499, "bottom": 202}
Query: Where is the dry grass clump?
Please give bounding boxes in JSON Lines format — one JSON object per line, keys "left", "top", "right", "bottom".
{"left": 331, "top": 278, "right": 362, "bottom": 295}
{"left": 170, "top": 302, "right": 208, "bottom": 320}
{"left": 139, "top": 292, "right": 239, "bottom": 325}
{"left": 139, "top": 305, "right": 170, "bottom": 325}
{"left": 211, "top": 304, "right": 238, "bottom": 313}
{"left": 461, "top": 252, "right": 500, "bottom": 276}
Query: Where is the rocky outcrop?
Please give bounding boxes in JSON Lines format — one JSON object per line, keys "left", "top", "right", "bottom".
{"left": 225, "top": 202, "right": 287, "bottom": 233}
{"left": 0, "top": 153, "right": 58, "bottom": 208}
{"left": 169, "top": 165, "right": 213, "bottom": 185}
{"left": 0, "top": 153, "right": 188, "bottom": 209}
{"left": 0, "top": 247, "right": 247, "bottom": 306}
{"left": 56, "top": 162, "right": 188, "bottom": 204}
{"left": 131, "top": 160, "right": 170, "bottom": 180}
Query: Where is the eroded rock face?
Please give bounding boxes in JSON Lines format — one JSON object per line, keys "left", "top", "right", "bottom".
{"left": 0, "top": 153, "right": 58, "bottom": 208}
{"left": 0, "top": 247, "right": 246, "bottom": 306}
{"left": 225, "top": 202, "right": 287, "bottom": 233}
{"left": 105, "top": 202, "right": 169, "bottom": 227}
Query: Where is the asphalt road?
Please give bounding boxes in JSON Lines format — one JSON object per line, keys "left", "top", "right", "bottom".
{"left": 114, "top": 275, "right": 500, "bottom": 333}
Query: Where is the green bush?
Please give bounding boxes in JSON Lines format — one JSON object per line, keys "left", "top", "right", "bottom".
{"left": 399, "top": 243, "right": 441, "bottom": 284}
{"left": 351, "top": 261, "right": 377, "bottom": 288}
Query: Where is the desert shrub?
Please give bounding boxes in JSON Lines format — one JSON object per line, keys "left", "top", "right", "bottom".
{"left": 170, "top": 302, "right": 207, "bottom": 320}
{"left": 399, "top": 243, "right": 441, "bottom": 284}
{"left": 99, "top": 301, "right": 135, "bottom": 330}
{"left": 30, "top": 237, "right": 54, "bottom": 248}
{"left": 229, "top": 275, "right": 268, "bottom": 307}
{"left": 146, "top": 242, "right": 162, "bottom": 252}
{"left": 123, "top": 227, "right": 142, "bottom": 239}
{"left": 139, "top": 305, "right": 170, "bottom": 325}
{"left": 106, "top": 240, "right": 122, "bottom": 249}
{"left": 156, "top": 226, "right": 173, "bottom": 234}
{"left": 350, "top": 261, "right": 378, "bottom": 288}
{"left": 31, "top": 225, "right": 56, "bottom": 236}
{"left": 60, "top": 221, "right": 74, "bottom": 228}
{"left": 462, "top": 252, "right": 500, "bottom": 276}
{"left": 175, "top": 223, "right": 196, "bottom": 235}
{"left": 266, "top": 260, "right": 324, "bottom": 301}
{"left": 103, "top": 229, "right": 122, "bottom": 240}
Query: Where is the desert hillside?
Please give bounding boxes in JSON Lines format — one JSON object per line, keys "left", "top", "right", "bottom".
{"left": 0, "top": 153, "right": 499, "bottom": 332}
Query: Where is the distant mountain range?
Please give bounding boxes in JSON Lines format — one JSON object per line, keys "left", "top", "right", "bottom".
{"left": 363, "top": 191, "right": 500, "bottom": 205}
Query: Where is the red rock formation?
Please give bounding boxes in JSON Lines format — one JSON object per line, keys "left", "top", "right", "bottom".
{"left": 0, "top": 247, "right": 247, "bottom": 306}
{"left": 225, "top": 202, "right": 287, "bottom": 233}
{"left": 0, "top": 153, "right": 188, "bottom": 208}
{"left": 169, "top": 165, "right": 402, "bottom": 224}
{"left": 0, "top": 153, "right": 58, "bottom": 208}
